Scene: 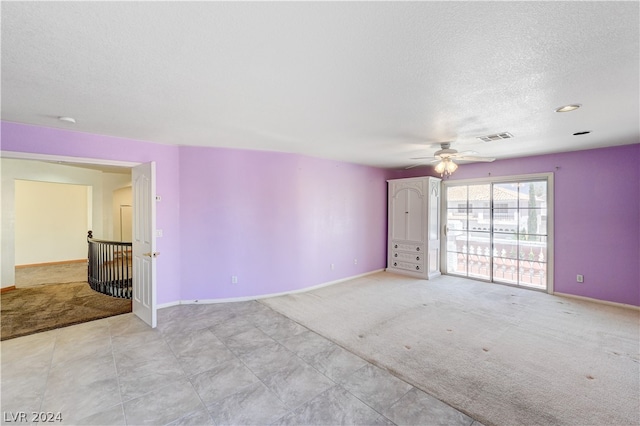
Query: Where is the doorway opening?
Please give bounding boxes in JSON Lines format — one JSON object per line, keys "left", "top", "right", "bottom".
{"left": 1, "top": 152, "right": 155, "bottom": 338}
{"left": 14, "top": 179, "right": 92, "bottom": 288}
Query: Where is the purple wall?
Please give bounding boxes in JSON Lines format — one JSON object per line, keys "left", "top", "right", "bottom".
{"left": 398, "top": 144, "right": 640, "bottom": 306}
{"left": 1, "top": 122, "right": 183, "bottom": 304}
{"left": 1, "top": 121, "right": 391, "bottom": 304}
{"left": 179, "top": 146, "right": 389, "bottom": 300}
{"left": 3, "top": 121, "right": 637, "bottom": 306}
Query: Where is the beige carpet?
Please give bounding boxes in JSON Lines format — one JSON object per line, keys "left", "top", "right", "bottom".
{"left": 15, "top": 262, "right": 88, "bottom": 287}
{"left": 261, "top": 272, "right": 640, "bottom": 426}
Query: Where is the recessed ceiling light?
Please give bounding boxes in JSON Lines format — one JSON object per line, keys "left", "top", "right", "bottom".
{"left": 58, "top": 116, "right": 76, "bottom": 124}
{"left": 555, "top": 104, "right": 581, "bottom": 113}
{"left": 573, "top": 131, "right": 591, "bottom": 136}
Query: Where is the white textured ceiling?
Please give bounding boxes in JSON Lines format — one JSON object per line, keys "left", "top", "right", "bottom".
{"left": 2, "top": 2, "right": 639, "bottom": 169}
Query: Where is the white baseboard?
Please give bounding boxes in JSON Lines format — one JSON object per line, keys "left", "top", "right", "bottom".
{"left": 15, "top": 259, "right": 86, "bottom": 268}
{"left": 156, "top": 300, "right": 181, "bottom": 309}
{"left": 158, "top": 269, "right": 384, "bottom": 309}
{"left": 554, "top": 292, "right": 640, "bottom": 311}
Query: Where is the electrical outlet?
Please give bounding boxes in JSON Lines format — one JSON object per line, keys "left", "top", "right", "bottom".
{"left": 330, "top": 264, "right": 335, "bottom": 270}
{"left": 354, "top": 259, "right": 358, "bottom": 265}
{"left": 231, "top": 276, "right": 238, "bottom": 284}
{"left": 576, "top": 274, "right": 584, "bottom": 283}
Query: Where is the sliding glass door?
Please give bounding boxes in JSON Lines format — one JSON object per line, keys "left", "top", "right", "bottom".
{"left": 444, "top": 177, "right": 550, "bottom": 291}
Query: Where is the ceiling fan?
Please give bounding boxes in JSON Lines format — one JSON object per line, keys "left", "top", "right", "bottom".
{"left": 406, "top": 142, "right": 496, "bottom": 176}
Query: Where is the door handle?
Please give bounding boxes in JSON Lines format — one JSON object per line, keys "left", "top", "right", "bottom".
{"left": 143, "top": 252, "right": 160, "bottom": 258}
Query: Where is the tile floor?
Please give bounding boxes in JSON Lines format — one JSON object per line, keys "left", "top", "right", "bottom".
{"left": 1, "top": 301, "right": 482, "bottom": 425}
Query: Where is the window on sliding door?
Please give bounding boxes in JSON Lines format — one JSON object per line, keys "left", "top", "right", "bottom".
{"left": 445, "top": 176, "right": 550, "bottom": 291}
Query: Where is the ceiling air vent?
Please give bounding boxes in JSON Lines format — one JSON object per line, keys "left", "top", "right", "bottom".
{"left": 476, "top": 132, "right": 514, "bottom": 142}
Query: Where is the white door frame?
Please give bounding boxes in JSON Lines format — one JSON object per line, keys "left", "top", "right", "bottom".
{"left": 1, "top": 151, "right": 139, "bottom": 169}
{"left": 0, "top": 150, "right": 157, "bottom": 323}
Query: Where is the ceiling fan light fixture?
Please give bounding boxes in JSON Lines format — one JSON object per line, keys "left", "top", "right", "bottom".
{"left": 445, "top": 159, "right": 458, "bottom": 174}
{"left": 554, "top": 104, "right": 581, "bottom": 113}
{"left": 434, "top": 158, "right": 457, "bottom": 178}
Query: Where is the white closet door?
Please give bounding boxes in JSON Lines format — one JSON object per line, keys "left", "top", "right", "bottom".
{"left": 391, "top": 187, "right": 409, "bottom": 240}
{"left": 406, "top": 189, "right": 424, "bottom": 242}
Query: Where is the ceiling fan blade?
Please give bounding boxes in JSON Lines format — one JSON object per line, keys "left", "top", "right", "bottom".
{"left": 455, "top": 155, "right": 496, "bottom": 162}
{"left": 410, "top": 157, "right": 439, "bottom": 163}
{"left": 404, "top": 162, "right": 431, "bottom": 170}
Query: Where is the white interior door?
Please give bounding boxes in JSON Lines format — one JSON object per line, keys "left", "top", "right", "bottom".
{"left": 132, "top": 161, "right": 157, "bottom": 327}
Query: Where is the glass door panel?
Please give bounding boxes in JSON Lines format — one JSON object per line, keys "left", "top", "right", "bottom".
{"left": 446, "top": 212, "right": 468, "bottom": 276}
{"left": 446, "top": 186, "right": 468, "bottom": 209}
{"left": 445, "top": 184, "right": 491, "bottom": 281}
{"left": 449, "top": 253, "right": 468, "bottom": 276}
{"left": 446, "top": 184, "right": 468, "bottom": 278}
{"left": 468, "top": 231, "right": 490, "bottom": 280}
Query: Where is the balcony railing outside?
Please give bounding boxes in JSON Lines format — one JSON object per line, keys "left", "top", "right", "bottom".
{"left": 87, "top": 231, "right": 132, "bottom": 299}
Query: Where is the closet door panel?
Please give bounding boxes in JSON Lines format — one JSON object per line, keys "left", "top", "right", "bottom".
{"left": 406, "top": 189, "right": 424, "bottom": 242}
{"left": 391, "top": 188, "right": 408, "bottom": 240}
